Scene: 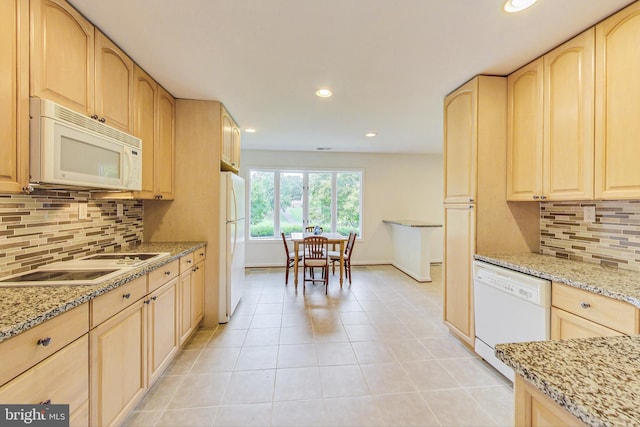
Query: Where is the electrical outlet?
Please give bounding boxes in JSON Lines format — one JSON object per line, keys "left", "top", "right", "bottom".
{"left": 584, "top": 206, "right": 596, "bottom": 223}
{"left": 117, "top": 203, "right": 124, "bottom": 218}
{"left": 78, "top": 203, "right": 88, "bottom": 220}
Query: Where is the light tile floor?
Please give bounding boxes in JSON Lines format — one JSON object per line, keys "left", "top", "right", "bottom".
{"left": 124, "top": 265, "right": 514, "bottom": 427}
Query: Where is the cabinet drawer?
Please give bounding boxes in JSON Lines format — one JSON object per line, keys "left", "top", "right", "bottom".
{"left": 195, "top": 247, "right": 206, "bottom": 264}
{"left": 550, "top": 307, "right": 624, "bottom": 340}
{"left": 0, "top": 304, "right": 89, "bottom": 385}
{"left": 149, "top": 259, "right": 179, "bottom": 292}
{"left": 91, "top": 275, "right": 147, "bottom": 327}
{"left": 0, "top": 335, "right": 89, "bottom": 422}
{"left": 552, "top": 283, "right": 639, "bottom": 335}
{"left": 179, "top": 252, "right": 195, "bottom": 274}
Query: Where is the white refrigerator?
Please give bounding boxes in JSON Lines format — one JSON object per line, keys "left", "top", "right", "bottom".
{"left": 219, "top": 172, "right": 245, "bottom": 323}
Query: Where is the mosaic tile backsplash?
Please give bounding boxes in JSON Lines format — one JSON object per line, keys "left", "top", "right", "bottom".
{"left": 541, "top": 200, "right": 640, "bottom": 271}
{"left": 0, "top": 191, "right": 143, "bottom": 276}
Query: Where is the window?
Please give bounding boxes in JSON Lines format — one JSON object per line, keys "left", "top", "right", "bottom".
{"left": 249, "top": 168, "right": 362, "bottom": 239}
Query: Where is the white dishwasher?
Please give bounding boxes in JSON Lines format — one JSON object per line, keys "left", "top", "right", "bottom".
{"left": 473, "top": 260, "right": 551, "bottom": 381}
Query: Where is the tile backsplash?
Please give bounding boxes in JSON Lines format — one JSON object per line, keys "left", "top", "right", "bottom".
{"left": 541, "top": 200, "right": 640, "bottom": 271}
{"left": 0, "top": 191, "right": 142, "bottom": 276}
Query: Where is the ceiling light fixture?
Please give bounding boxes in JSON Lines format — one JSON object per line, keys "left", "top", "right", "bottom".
{"left": 365, "top": 132, "right": 377, "bottom": 137}
{"left": 504, "top": 0, "right": 537, "bottom": 13}
{"left": 316, "top": 147, "right": 332, "bottom": 151}
{"left": 315, "top": 88, "right": 333, "bottom": 98}
{"left": 244, "top": 128, "right": 256, "bottom": 133}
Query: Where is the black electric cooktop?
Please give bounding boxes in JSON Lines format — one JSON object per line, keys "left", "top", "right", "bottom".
{"left": 0, "top": 269, "right": 119, "bottom": 283}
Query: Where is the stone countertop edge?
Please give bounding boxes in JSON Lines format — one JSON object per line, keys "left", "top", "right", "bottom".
{"left": 382, "top": 219, "right": 443, "bottom": 227}
{"left": 495, "top": 336, "right": 640, "bottom": 427}
{"left": 474, "top": 252, "right": 640, "bottom": 309}
{"left": 0, "top": 241, "right": 206, "bottom": 343}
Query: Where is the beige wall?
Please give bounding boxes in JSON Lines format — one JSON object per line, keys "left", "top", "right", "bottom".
{"left": 241, "top": 150, "right": 444, "bottom": 267}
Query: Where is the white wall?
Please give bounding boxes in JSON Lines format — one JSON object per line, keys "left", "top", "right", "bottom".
{"left": 240, "top": 150, "right": 444, "bottom": 267}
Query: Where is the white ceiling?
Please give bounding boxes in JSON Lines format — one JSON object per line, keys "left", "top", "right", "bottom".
{"left": 70, "top": 0, "right": 634, "bottom": 154}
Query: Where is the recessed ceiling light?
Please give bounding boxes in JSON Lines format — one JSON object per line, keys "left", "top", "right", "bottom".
{"left": 315, "top": 88, "right": 333, "bottom": 98}
{"left": 245, "top": 128, "right": 256, "bottom": 133}
{"left": 504, "top": 0, "right": 537, "bottom": 13}
{"left": 365, "top": 132, "right": 377, "bottom": 137}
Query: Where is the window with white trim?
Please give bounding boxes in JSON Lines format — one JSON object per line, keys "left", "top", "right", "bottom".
{"left": 249, "top": 168, "right": 362, "bottom": 238}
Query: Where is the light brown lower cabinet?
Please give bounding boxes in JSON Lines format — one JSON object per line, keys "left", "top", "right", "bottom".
{"left": 0, "top": 335, "right": 89, "bottom": 427}
{"left": 179, "top": 252, "right": 206, "bottom": 345}
{"left": 514, "top": 375, "right": 586, "bottom": 427}
{"left": 90, "top": 299, "right": 147, "bottom": 427}
{"left": 550, "top": 307, "right": 623, "bottom": 339}
{"left": 147, "top": 277, "right": 179, "bottom": 386}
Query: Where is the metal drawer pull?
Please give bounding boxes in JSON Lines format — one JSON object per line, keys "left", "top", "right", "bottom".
{"left": 164, "top": 271, "right": 171, "bottom": 276}
{"left": 187, "top": 260, "right": 192, "bottom": 264}
{"left": 37, "top": 337, "right": 52, "bottom": 346}
{"left": 580, "top": 302, "right": 591, "bottom": 309}
{"left": 151, "top": 296, "right": 158, "bottom": 301}
{"left": 123, "top": 293, "right": 131, "bottom": 299}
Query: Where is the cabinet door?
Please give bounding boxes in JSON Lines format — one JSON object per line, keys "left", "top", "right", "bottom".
{"left": 443, "top": 79, "right": 477, "bottom": 203}
{"left": 133, "top": 65, "right": 157, "bottom": 199}
{"left": 507, "top": 59, "right": 544, "bottom": 201}
{"left": 30, "top": 0, "right": 94, "bottom": 115}
{"left": 595, "top": 2, "right": 640, "bottom": 199}
{"left": 221, "top": 106, "right": 234, "bottom": 167}
{"left": 544, "top": 29, "right": 595, "bottom": 200}
{"left": 90, "top": 299, "right": 147, "bottom": 427}
{"left": 192, "top": 263, "right": 205, "bottom": 326}
{"left": 443, "top": 204, "right": 476, "bottom": 345}
{"left": 0, "top": 0, "right": 28, "bottom": 194}
{"left": 230, "top": 123, "right": 241, "bottom": 170}
{"left": 95, "top": 30, "right": 134, "bottom": 133}
{"left": 551, "top": 307, "right": 623, "bottom": 340}
{"left": 148, "top": 278, "right": 178, "bottom": 385}
{"left": 0, "top": 336, "right": 89, "bottom": 427}
{"left": 178, "top": 271, "right": 193, "bottom": 345}
{"left": 155, "top": 86, "right": 175, "bottom": 200}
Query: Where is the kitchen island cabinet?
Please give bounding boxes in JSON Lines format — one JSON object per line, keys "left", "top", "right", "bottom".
{"left": 0, "top": 0, "right": 29, "bottom": 194}
{"left": 496, "top": 335, "right": 640, "bottom": 427}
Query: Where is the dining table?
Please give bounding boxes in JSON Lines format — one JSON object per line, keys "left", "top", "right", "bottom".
{"left": 290, "top": 232, "right": 349, "bottom": 286}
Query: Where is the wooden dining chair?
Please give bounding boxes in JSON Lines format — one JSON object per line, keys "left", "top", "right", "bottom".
{"left": 281, "top": 232, "right": 303, "bottom": 285}
{"left": 329, "top": 232, "right": 357, "bottom": 284}
{"left": 302, "top": 235, "right": 329, "bottom": 294}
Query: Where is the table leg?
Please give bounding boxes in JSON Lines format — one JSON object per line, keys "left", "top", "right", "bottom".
{"left": 294, "top": 241, "right": 299, "bottom": 287}
{"left": 339, "top": 241, "right": 344, "bottom": 287}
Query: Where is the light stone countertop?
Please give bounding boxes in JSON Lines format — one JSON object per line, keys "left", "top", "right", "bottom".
{"left": 495, "top": 336, "right": 640, "bottom": 427}
{"left": 0, "top": 241, "right": 206, "bottom": 343}
{"left": 382, "top": 219, "right": 443, "bottom": 227}
{"left": 475, "top": 252, "right": 640, "bottom": 308}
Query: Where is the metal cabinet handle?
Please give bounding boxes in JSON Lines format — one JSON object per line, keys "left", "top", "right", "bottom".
{"left": 151, "top": 296, "right": 158, "bottom": 301}
{"left": 37, "top": 337, "right": 52, "bottom": 346}
{"left": 164, "top": 271, "right": 171, "bottom": 276}
{"left": 533, "top": 195, "right": 540, "bottom": 200}
{"left": 99, "top": 117, "right": 106, "bottom": 123}
{"left": 580, "top": 302, "right": 591, "bottom": 309}
{"left": 144, "top": 299, "right": 151, "bottom": 304}
{"left": 540, "top": 195, "right": 547, "bottom": 200}
{"left": 187, "top": 260, "right": 192, "bottom": 264}
{"left": 90, "top": 114, "right": 98, "bottom": 120}
{"left": 122, "top": 293, "right": 131, "bottom": 299}
{"left": 469, "top": 198, "right": 474, "bottom": 202}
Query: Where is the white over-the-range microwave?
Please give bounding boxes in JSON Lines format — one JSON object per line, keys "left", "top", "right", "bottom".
{"left": 29, "top": 98, "right": 142, "bottom": 191}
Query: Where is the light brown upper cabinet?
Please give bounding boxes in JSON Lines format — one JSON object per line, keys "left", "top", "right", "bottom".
{"left": 133, "top": 66, "right": 175, "bottom": 200}
{"left": 507, "top": 29, "right": 595, "bottom": 201}
{"left": 31, "top": 0, "right": 137, "bottom": 134}
{"left": 444, "top": 79, "right": 477, "bottom": 203}
{"left": 595, "top": 2, "right": 640, "bottom": 199}
{"left": 30, "top": 0, "right": 95, "bottom": 116}
{"left": 94, "top": 30, "right": 134, "bottom": 133}
{"left": 0, "top": 0, "right": 29, "bottom": 194}
{"left": 221, "top": 104, "right": 241, "bottom": 173}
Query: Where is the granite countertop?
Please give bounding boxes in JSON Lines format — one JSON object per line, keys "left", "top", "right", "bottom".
{"left": 0, "top": 241, "right": 206, "bottom": 343}
{"left": 475, "top": 252, "right": 640, "bottom": 309}
{"left": 382, "top": 219, "right": 443, "bottom": 228}
{"left": 496, "top": 336, "right": 640, "bottom": 427}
